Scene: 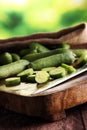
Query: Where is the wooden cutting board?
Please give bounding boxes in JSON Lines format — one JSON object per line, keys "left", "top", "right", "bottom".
{"left": 0, "top": 23, "right": 87, "bottom": 121}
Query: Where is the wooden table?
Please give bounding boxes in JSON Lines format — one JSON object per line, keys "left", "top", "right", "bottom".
{"left": 0, "top": 103, "right": 86, "bottom": 130}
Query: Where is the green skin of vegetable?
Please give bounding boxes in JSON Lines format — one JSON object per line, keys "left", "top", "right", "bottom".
{"left": 61, "top": 63, "right": 76, "bottom": 74}
{"left": 5, "top": 77, "right": 21, "bottom": 86}
{"left": 29, "top": 42, "right": 50, "bottom": 53}
{"left": 72, "top": 49, "right": 87, "bottom": 57}
{"left": 0, "top": 52, "right": 12, "bottom": 65}
{"left": 0, "top": 59, "right": 29, "bottom": 79}
{"left": 30, "top": 51, "right": 75, "bottom": 70}
{"left": 23, "top": 48, "right": 70, "bottom": 62}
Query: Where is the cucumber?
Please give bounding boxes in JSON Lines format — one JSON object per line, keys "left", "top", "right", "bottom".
{"left": 30, "top": 51, "right": 75, "bottom": 70}
{"left": 17, "top": 68, "right": 33, "bottom": 81}
{"left": 29, "top": 42, "right": 50, "bottom": 53}
{"left": 19, "top": 49, "right": 37, "bottom": 57}
{"left": 27, "top": 74, "right": 36, "bottom": 83}
{"left": 5, "top": 77, "right": 21, "bottom": 86}
{"left": 57, "top": 43, "right": 70, "bottom": 49}
{"left": 0, "top": 59, "right": 29, "bottom": 79}
{"left": 35, "top": 71, "right": 50, "bottom": 84}
{"left": 11, "top": 53, "right": 20, "bottom": 61}
{"left": 72, "top": 49, "right": 87, "bottom": 57}
{"left": 0, "top": 52, "right": 12, "bottom": 65}
{"left": 61, "top": 63, "right": 76, "bottom": 74}
{"left": 49, "top": 67, "right": 67, "bottom": 79}
{"left": 23, "top": 48, "right": 69, "bottom": 62}
{"left": 76, "top": 52, "right": 87, "bottom": 68}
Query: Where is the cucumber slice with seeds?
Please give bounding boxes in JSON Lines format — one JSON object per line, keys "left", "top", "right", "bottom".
{"left": 5, "top": 77, "right": 21, "bottom": 86}
{"left": 49, "top": 67, "right": 67, "bottom": 79}
{"left": 17, "top": 68, "right": 33, "bottom": 81}
{"left": 35, "top": 71, "right": 50, "bottom": 84}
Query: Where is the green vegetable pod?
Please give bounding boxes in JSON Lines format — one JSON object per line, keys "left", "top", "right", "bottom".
{"left": 11, "top": 53, "right": 20, "bottom": 61}
{"left": 29, "top": 42, "right": 50, "bottom": 53}
{"left": 30, "top": 51, "right": 75, "bottom": 70}
{"left": 5, "top": 77, "right": 21, "bottom": 86}
{"left": 23, "top": 48, "right": 69, "bottom": 62}
{"left": 0, "top": 59, "right": 29, "bottom": 79}
{"left": 0, "top": 52, "right": 12, "bottom": 65}
{"left": 57, "top": 43, "right": 70, "bottom": 49}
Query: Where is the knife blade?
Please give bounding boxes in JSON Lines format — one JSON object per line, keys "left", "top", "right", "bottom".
{"left": 32, "top": 64, "right": 87, "bottom": 95}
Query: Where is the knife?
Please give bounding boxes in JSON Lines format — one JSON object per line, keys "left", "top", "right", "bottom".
{"left": 32, "top": 64, "right": 87, "bottom": 95}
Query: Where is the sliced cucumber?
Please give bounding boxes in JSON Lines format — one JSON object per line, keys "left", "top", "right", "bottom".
{"left": 76, "top": 52, "right": 87, "bottom": 68}
{"left": 27, "top": 74, "right": 36, "bottom": 83}
{"left": 35, "top": 71, "right": 50, "bottom": 84}
{"left": 42, "top": 67, "right": 56, "bottom": 72}
{"left": 61, "top": 63, "right": 76, "bottom": 74}
{"left": 17, "top": 68, "right": 33, "bottom": 81}
{"left": 5, "top": 77, "right": 21, "bottom": 86}
{"left": 49, "top": 67, "right": 67, "bottom": 79}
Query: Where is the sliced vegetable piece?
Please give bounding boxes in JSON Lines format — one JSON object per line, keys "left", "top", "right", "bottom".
{"left": 17, "top": 68, "right": 33, "bottom": 81}
{"left": 35, "top": 71, "right": 50, "bottom": 84}
{"left": 5, "top": 77, "right": 21, "bottom": 86}
{"left": 27, "top": 74, "right": 36, "bottom": 83}
{"left": 42, "top": 67, "right": 56, "bottom": 72}
{"left": 76, "top": 52, "right": 87, "bottom": 68}
{"left": 49, "top": 67, "right": 67, "bottom": 79}
{"left": 0, "top": 59, "right": 29, "bottom": 79}
{"left": 30, "top": 51, "right": 75, "bottom": 70}
{"left": 61, "top": 63, "right": 76, "bottom": 74}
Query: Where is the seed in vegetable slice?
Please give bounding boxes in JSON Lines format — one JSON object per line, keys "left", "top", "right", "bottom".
{"left": 35, "top": 71, "right": 50, "bottom": 84}
{"left": 17, "top": 68, "right": 34, "bottom": 81}
{"left": 61, "top": 63, "right": 76, "bottom": 74}
{"left": 49, "top": 67, "right": 67, "bottom": 79}
{"left": 5, "top": 77, "right": 21, "bottom": 87}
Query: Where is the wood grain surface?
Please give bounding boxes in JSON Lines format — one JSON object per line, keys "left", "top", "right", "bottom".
{"left": 0, "top": 23, "right": 87, "bottom": 122}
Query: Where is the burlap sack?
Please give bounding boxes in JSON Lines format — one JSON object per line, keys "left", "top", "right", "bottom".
{"left": 0, "top": 22, "right": 87, "bottom": 52}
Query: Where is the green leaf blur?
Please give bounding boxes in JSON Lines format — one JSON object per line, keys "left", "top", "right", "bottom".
{"left": 0, "top": 0, "right": 87, "bottom": 39}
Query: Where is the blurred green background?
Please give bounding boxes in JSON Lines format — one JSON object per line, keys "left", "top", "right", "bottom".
{"left": 0, "top": 0, "right": 87, "bottom": 39}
